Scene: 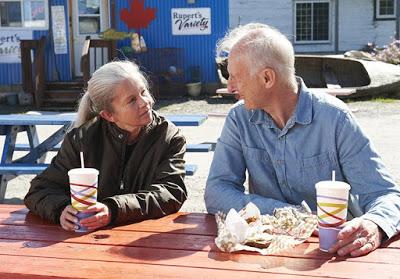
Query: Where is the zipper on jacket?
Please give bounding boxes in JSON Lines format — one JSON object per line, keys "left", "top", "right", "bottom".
{"left": 118, "top": 135, "right": 126, "bottom": 193}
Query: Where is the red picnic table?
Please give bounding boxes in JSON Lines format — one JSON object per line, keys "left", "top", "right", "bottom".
{"left": 0, "top": 204, "right": 399, "bottom": 278}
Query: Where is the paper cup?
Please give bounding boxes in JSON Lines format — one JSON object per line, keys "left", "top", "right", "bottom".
{"left": 68, "top": 168, "right": 99, "bottom": 232}
{"left": 315, "top": 181, "right": 351, "bottom": 251}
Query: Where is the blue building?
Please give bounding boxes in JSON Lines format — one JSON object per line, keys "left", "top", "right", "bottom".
{"left": 0, "top": 0, "right": 229, "bottom": 100}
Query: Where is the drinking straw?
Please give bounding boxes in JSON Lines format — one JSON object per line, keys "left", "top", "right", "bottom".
{"left": 332, "top": 170, "right": 335, "bottom": 181}
{"left": 80, "top": 151, "right": 85, "bottom": 168}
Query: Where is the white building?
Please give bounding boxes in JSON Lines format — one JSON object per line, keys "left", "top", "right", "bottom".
{"left": 229, "top": 0, "right": 400, "bottom": 53}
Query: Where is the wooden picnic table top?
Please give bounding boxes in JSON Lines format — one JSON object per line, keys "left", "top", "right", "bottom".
{"left": 0, "top": 204, "right": 399, "bottom": 278}
{"left": 0, "top": 113, "right": 208, "bottom": 127}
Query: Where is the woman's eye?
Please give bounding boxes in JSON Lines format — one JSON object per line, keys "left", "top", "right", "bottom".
{"left": 128, "top": 97, "right": 136, "bottom": 104}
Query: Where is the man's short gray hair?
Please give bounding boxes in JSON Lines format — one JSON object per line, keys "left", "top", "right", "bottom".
{"left": 217, "top": 23, "right": 297, "bottom": 91}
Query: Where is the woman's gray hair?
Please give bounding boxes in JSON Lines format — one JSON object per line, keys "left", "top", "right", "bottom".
{"left": 74, "top": 60, "right": 151, "bottom": 127}
{"left": 217, "top": 23, "right": 297, "bottom": 91}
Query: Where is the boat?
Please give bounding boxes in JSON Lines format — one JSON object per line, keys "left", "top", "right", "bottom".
{"left": 216, "top": 55, "right": 400, "bottom": 99}
{"left": 295, "top": 55, "right": 400, "bottom": 98}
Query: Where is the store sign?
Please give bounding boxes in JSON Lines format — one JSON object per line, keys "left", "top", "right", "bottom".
{"left": 0, "top": 31, "right": 32, "bottom": 63}
{"left": 171, "top": 8, "right": 211, "bottom": 35}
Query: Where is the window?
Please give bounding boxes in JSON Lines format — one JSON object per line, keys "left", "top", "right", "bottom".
{"left": 295, "top": 1, "right": 330, "bottom": 43}
{"left": 0, "top": 0, "right": 47, "bottom": 28}
{"left": 376, "top": 0, "right": 396, "bottom": 19}
{"left": 78, "top": 0, "right": 100, "bottom": 34}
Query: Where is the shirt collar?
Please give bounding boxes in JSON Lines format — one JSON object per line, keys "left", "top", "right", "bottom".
{"left": 293, "top": 77, "right": 313, "bottom": 125}
{"left": 248, "top": 77, "right": 313, "bottom": 127}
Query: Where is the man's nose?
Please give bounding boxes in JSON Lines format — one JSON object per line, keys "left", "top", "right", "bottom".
{"left": 227, "top": 79, "right": 236, "bottom": 93}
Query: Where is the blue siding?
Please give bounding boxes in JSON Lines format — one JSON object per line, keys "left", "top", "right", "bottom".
{"left": 0, "top": 0, "right": 71, "bottom": 85}
{"left": 115, "top": 0, "right": 229, "bottom": 83}
{"left": 0, "top": 0, "right": 228, "bottom": 86}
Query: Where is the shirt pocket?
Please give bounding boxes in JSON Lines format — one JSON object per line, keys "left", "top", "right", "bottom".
{"left": 301, "top": 152, "right": 339, "bottom": 187}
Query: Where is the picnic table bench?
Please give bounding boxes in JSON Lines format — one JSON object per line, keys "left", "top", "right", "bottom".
{"left": 0, "top": 113, "right": 209, "bottom": 202}
{"left": 215, "top": 87, "right": 355, "bottom": 98}
{"left": 1, "top": 204, "right": 399, "bottom": 278}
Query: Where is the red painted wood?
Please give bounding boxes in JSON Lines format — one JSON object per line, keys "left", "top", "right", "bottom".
{"left": 0, "top": 205, "right": 399, "bottom": 278}
{"left": 0, "top": 255, "right": 316, "bottom": 279}
{"left": 0, "top": 240, "right": 399, "bottom": 278}
{"left": 0, "top": 208, "right": 218, "bottom": 236}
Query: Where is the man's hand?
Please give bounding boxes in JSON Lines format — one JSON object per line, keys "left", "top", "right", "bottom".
{"left": 328, "top": 218, "right": 383, "bottom": 257}
{"left": 60, "top": 205, "right": 79, "bottom": 231}
{"left": 78, "top": 202, "right": 112, "bottom": 231}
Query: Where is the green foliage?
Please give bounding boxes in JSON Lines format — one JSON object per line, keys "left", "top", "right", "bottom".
{"left": 371, "top": 97, "right": 397, "bottom": 103}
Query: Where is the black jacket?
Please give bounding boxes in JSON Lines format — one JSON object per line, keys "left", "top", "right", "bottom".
{"left": 24, "top": 111, "right": 187, "bottom": 225}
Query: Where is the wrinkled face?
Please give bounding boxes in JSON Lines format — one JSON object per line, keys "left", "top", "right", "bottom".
{"left": 227, "top": 53, "right": 263, "bottom": 110}
{"left": 107, "top": 78, "right": 154, "bottom": 132}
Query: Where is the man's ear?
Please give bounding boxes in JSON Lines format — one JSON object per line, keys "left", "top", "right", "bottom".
{"left": 261, "top": 68, "right": 276, "bottom": 90}
{"left": 99, "top": 110, "right": 115, "bottom": 123}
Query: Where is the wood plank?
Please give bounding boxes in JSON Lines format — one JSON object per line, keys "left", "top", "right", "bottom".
{"left": 14, "top": 143, "right": 212, "bottom": 153}
{"left": 216, "top": 87, "right": 238, "bottom": 98}
{"left": 0, "top": 240, "right": 399, "bottom": 278}
{"left": 1, "top": 208, "right": 399, "bottom": 249}
{"left": 309, "top": 88, "right": 356, "bottom": 96}
{"left": 0, "top": 224, "right": 217, "bottom": 252}
{"left": 0, "top": 222, "right": 399, "bottom": 260}
{"left": 0, "top": 209, "right": 218, "bottom": 236}
{"left": 0, "top": 163, "right": 197, "bottom": 176}
{"left": 0, "top": 255, "right": 317, "bottom": 279}
{"left": 0, "top": 114, "right": 207, "bottom": 127}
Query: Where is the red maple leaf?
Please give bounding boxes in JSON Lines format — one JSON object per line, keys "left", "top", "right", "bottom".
{"left": 120, "top": 0, "right": 157, "bottom": 34}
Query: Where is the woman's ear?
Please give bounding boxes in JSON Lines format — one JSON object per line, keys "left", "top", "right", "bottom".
{"left": 261, "top": 68, "right": 276, "bottom": 89}
{"left": 99, "top": 110, "right": 115, "bottom": 123}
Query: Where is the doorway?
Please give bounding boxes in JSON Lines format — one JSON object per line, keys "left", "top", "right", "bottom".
{"left": 70, "top": 0, "right": 110, "bottom": 77}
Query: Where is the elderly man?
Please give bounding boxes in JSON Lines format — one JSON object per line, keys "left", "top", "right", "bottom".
{"left": 205, "top": 23, "right": 400, "bottom": 257}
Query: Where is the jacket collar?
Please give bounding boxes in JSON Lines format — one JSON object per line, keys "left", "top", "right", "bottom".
{"left": 104, "top": 110, "right": 158, "bottom": 143}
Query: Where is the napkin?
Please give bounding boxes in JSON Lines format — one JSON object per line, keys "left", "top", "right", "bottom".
{"left": 215, "top": 201, "right": 317, "bottom": 255}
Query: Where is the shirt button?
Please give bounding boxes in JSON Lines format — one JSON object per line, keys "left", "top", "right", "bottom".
{"left": 118, "top": 134, "right": 123, "bottom": 139}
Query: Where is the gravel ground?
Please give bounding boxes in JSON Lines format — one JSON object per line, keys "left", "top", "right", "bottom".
{"left": 1, "top": 96, "right": 400, "bottom": 213}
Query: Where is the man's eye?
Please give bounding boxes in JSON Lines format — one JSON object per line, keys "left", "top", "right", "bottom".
{"left": 128, "top": 97, "right": 136, "bottom": 104}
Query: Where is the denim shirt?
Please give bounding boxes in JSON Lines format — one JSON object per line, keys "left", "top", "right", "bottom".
{"left": 205, "top": 80, "right": 400, "bottom": 239}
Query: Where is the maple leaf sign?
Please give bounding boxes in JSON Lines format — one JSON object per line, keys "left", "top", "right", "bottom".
{"left": 120, "top": 0, "right": 157, "bottom": 36}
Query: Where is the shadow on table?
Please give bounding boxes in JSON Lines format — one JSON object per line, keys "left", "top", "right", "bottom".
{"left": 209, "top": 242, "right": 333, "bottom": 271}
{"left": 109, "top": 213, "right": 217, "bottom": 261}
{"left": 0, "top": 209, "right": 91, "bottom": 248}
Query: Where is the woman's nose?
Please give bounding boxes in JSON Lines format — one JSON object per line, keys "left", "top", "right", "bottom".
{"left": 137, "top": 95, "right": 148, "bottom": 107}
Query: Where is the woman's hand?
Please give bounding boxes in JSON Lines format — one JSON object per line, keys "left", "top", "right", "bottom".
{"left": 59, "top": 205, "right": 79, "bottom": 231}
{"left": 328, "top": 218, "right": 383, "bottom": 257}
{"left": 78, "top": 202, "right": 112, "bottom": 231}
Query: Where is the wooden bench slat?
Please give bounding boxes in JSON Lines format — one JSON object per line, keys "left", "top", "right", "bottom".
{"left": 0, "top": 163, "right": 197, "bottom": 176}
{"left": 14, "top": 143, "right": 212, "bottom": 153}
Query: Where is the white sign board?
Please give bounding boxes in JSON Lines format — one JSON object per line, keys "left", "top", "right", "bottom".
{"left": 51, "top": 5, "right": 68, "bottom": 54}
{"left": 0, "top": 31, "right": 33, "bottom": 63}
{"left": 171, "top": 8, "right": 211, "bottom": 35}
